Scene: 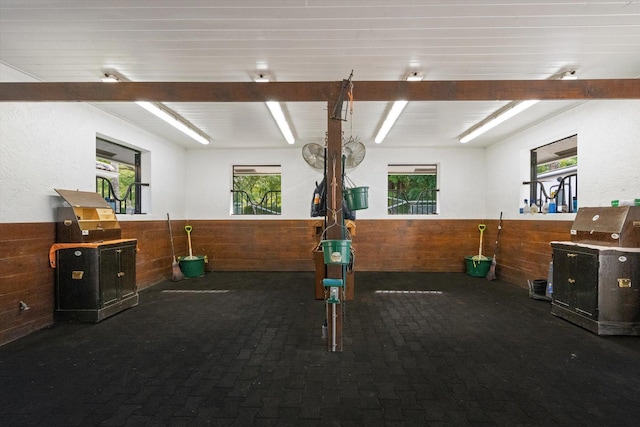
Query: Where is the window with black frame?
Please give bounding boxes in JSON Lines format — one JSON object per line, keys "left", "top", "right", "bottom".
{"left": 231, "top": 165, "right": 282, "bottom": 215}
{"left": 529, "top": 135, "right": 578, "bottom": 213}
{"left": 96, "top": 138, "right": 142, "bottom": 214}
{"left": 388, "top": 164, "right": 439, "bottom": 215}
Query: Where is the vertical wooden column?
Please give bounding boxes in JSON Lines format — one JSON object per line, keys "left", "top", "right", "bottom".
{"left": 326, "top": 98, "right": 344, "bottom": 352}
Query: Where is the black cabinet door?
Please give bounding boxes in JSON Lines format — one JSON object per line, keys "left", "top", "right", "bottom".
{"left": 573, "top": 253, "right": 599, "bottom": 319}
{"left": 99, "top": 247, "right": 119, "bottom": 306}
{"left": 118, "top": 244, "right": 137, "bottom": 298}
{"left": 56, "top": 248, "right": 100, "bottom": 310}
{"left": 552, "top": 249, "right": 575, "bottom": 308}
{"left": 599, "top": 252, "right": 640, "bottom": 323}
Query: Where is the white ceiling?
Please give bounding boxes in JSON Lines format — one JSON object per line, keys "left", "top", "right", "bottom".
{"left": 1, "top": 0, "right": 639, "bottom": 149}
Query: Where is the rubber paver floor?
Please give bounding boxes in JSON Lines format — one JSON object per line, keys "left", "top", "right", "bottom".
{"left": 1, "top": 272, "right": 640, "bottom": 426}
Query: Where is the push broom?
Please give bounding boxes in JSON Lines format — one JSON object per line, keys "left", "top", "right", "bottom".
{"left": 486, "top": 212, "right": 503, "bottom": 281}
{"left": 167, "top": 213, "right": 184, "bottom": 281}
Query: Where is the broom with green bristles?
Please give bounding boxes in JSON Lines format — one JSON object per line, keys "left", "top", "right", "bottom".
{"left": 486, "top": 212, "right": 503, "bottom": 281}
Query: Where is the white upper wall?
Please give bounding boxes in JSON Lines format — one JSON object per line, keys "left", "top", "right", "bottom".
{"left": 0, "top": 63, "right": 188, "bottom": 223}
{"left": 183, "top": 144, "right": 486, "bottom": 220}
{"left": 485, "top": 100, "right": 640, "bottom": 221}
{"left": 2, "top": 64, "right": 639, "bottom": 223}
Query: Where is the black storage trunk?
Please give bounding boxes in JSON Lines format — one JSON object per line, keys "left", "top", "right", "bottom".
{"left": 551, "top": 243, "right": 640, "bottom": 335}
{"left": 53, "top": 189, "right": 138, "bottom": 322}
{"left": 551, "top": 206, "right": 640, "bottom": 335}
{"left": 55, "top": 240, "right": 138, "bottom": 322}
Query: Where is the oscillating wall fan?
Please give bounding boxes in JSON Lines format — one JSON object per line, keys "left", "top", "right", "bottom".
{"left": 302, "top": 136, "right": 366, "bottom": 170}
{"left": 301, "top": 143, "right": 325, "bottom": 170}
{"left": 343, "top": 136, "right": 366, "bottom": 169}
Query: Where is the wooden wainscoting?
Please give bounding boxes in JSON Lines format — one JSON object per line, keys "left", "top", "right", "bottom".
{"left": 0, "top": 223, "right": 56, "bottom": 345}
{"left": 188, "top": 218, "right": 573, "bottom": 285}
{"left": 354, "top": 219, "right": 483, "bottom": 272}
{"left": 188, "top": 220, "right": 319, "bottom": 272}
{"left": 0, "top": 217, "right": 573, "bottom": 345}
{"left": 492, "top": 218, "right": 572, "bottom": 288}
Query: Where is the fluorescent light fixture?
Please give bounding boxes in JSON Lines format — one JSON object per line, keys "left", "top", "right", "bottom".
{"left": 374, "top": 72, "right": 423, "bottom": 144}
{"left": 101, "top": 74, "right": 120, "bottom": 83}
{"left": 101, "top": 70, "right": 211, "bottom": 145}
{"left": 254, "top": 73, "right": 270, "bottom": 83}
{"left": 254, "top": 72, "right": 295, "bottom": 144}
{"left": 459, "top": 100, "right": 539, "bottom": 143}
{"left": 265, "top": 101, "right": 295, "bottom": 144}
{"left": 561, "top": 70, "right": 578, "bottom": 80}
{"left": 458, "top": 70, "right": 578, "bottom": 143}
{"left": 406, "top": 71, "right": 424, "bottom": 82}
{"left": 135, "top": 101, "right": 210, "bottom": 145}
{"left": 374, "top": 100, "right": 408, "bottom": 144}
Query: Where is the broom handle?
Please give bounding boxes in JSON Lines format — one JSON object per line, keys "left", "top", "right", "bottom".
{"left": 493, "top": 212, "right": 503, "bottom": 257}
{"left": 167, "top": 213, "right": 177, "bottom": 261}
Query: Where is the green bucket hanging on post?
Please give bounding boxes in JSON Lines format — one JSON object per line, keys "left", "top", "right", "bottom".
{"left": 344, "top": 186, "right": 369, "bottom": 210}
{"left": 320, "top": 240, "right": 352, "bottom": 265}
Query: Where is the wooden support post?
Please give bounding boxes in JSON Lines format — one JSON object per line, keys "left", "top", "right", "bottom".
{"left": 325, "top": 98, "right": 344, "bottom": 352}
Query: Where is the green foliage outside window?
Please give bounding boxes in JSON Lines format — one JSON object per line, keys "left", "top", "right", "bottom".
{"left": 233, "top": 175, "right": 281, "bottom": 204}
{"left": 388, "top": 175, "right": 437, "bottom": 200}
{"left": 536, "top": 156, "right": 577, "bottom": 174}
{"left": 118, "top": 164, "right": 136, "bottom": 197}
{"left": 232, "top": 171, "right": 282, "bottom": 215}
{"left": 388, "top": 169, "right": 438, "bottom": 215}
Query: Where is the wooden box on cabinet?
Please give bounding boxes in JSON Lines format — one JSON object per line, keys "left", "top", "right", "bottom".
{"left": 55, "top": 188, "right": 122, "bottom": 243}
{"left": 551, "top": 242, "right": 640, "bottom": 335}
{"left": 570, "top": 206, "right": 640, "bottom": 247}
{"left": 55, "top": 239, "right": 138, "bottom": 322}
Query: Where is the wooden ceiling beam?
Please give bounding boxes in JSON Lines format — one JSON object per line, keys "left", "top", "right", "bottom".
{"left": 355, "top": 79, "right": 640, "bottom": 101}
{"left": 1, "top": 79, "right": 638, "bottom": 102}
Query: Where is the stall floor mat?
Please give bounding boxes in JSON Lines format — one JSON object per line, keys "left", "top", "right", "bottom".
{"left": 2, "top": 272, "right": 640, "bottom": 426}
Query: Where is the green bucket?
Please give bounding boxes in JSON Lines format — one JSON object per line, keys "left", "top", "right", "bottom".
{"left": 178, "top": 255, "right": 207, "bottom": 278}
{"left": 320, "top": 240, "right": 352, "bottom": 265}
{"left": 344, "top": 186, "right": 369, "bottom": 210}
{"left": 465, "top": 256, "right": 492, "bottom": 277}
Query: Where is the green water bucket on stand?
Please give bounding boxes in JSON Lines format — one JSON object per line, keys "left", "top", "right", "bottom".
{"left": 321, "top": 240, "right": 352, "bottom": 265}
{"left": 178, "top": 255, "right": 207, "bottom": 278}
{"left": 344, "top": 186, "right": 369, "bottom": 210}
{"left": 465, "top": 256, "right": 492, "bottom": 277}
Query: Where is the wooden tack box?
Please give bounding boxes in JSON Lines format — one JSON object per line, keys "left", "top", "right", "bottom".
{"left": 570, "top": 206, "right": 640, "bottom": 247}
{"left": 55, "top": 188, "right": 122, "bottom": 243}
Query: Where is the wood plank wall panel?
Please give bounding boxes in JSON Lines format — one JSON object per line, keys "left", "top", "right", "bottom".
{"left": 485, "top": 219, "right": 573, "bottom": 288}
{"left": 190, "top": 220, "right": 319, "bottom": 272}
{"left": 354, "top": 219, "right": 486, "bottom": 272}
{"left": 1, "top": 218, "right": 573, "bottom": 346}
{"left": 0, "top": 223, "right": 56, "bottom": 345}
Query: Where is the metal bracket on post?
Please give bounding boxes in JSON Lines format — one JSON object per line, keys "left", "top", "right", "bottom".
{"left": 330, "top": 70, "right": 354, "bottom": 121}
{"left": 323, "top": 278, "right": 344, "bottom": 304}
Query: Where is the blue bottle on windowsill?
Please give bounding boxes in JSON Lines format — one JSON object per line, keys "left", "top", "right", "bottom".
{"left": 520, "top": 199, "right": 528, "bottom": 214}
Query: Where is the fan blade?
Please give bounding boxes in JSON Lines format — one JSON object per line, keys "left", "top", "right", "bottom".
{"left": 343, "top": 141, "right": 366, "bottom": 169}
{"left": 302, "top": 143, "right": 326, "bottom": 169}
